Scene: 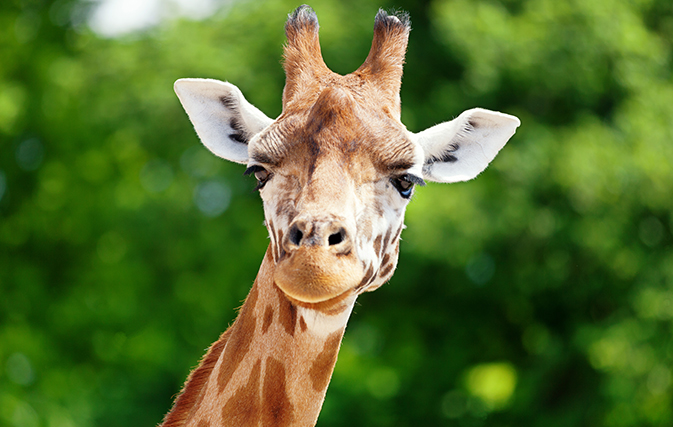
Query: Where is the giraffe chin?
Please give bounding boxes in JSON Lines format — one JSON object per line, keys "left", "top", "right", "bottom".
{"left": 274, "top": 247, "right": 364, "bottom": 303}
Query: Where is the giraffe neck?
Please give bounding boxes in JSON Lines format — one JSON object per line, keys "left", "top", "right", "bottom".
{"left": 161, "top": 246, "right": 357, "bottom": 427}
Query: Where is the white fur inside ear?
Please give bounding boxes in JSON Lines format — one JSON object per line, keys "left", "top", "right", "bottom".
{"left": 414, "top": 108, "right": 520, "bottom": 183}
{"left": 174, "top": 78, "right": 274, "bottom": 164}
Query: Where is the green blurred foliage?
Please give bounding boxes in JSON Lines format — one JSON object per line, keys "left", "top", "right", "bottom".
{"left": 1, "top": 0, "right": 672, "bottom": 426}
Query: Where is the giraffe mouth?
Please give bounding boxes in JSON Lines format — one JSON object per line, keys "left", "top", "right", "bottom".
{"left": 274, "top": 247, "right": 364, "bottom": 303}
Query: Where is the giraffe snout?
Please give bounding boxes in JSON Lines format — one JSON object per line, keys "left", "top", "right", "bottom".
{"left": 275, "top": 215, "right": 363, "bottom": 303}
{"left": 284, "top": 217, "right": 353, "bottom": 255}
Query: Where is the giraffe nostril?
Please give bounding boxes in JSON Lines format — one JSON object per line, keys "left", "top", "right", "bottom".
{"left": 288, "top": 224, "right": 304, "bottom": 246}
{"left": 284, "top": 220, "right": 350, "bottom": 251}
{"left": 328, "top": 229, "right": 345, "bottom": 246}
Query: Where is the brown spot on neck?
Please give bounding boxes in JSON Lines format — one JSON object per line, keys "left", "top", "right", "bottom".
{"left": 275, "top": 284, "right": 298, "bottom": 336}
{"left": 217, "top": 284, "right": 259, "bottom": 392}
{"left": 309, "top": 331, "right": 344, "bottom": 392}
{"left": 221, "top": 360, "right": 262, "bottom": 425}
{"left": 262, "top": 357, "right": 294, "bottom": 426}
{"left": 262, "top": 305, "right": 274, "bottom": 334}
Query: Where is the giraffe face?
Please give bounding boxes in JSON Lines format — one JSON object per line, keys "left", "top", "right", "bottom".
{"left": 173, "top": 7, "right": 519, "bottom": 305}
{"left": 246, "top": 82, "right": 425, "bottom": 303}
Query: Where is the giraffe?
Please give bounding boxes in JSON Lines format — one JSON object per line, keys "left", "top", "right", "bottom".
{"left": 161, "top": 5, "right": 519, "bottom": 426}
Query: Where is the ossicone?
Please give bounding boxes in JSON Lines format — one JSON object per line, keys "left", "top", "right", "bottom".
{"left": 285, "top": 4, "right": 320, "bottom": 37}
{"left": 281, "top": 6, "right": 412, "bottom": 117}
{"left": 355, "top": 9, "right": 411, "bottom": 118}
{"left": 282, "top": 5, "right": 330, "bottom": 108}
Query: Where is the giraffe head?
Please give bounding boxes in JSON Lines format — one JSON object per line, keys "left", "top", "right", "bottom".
{"left": 174, "top": 6, "right": 519, "bottom": 305}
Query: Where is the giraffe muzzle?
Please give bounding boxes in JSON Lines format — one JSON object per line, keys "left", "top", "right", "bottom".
{"left": 274, "top": 217, "right": 363, "bottom": 303}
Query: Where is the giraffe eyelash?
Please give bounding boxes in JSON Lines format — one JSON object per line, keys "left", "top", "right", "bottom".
{"left": 402, "top": 174, "right": 426, "bottom": 186}
{"left": 244, "top": 165, "right": 273, "bottom": 190}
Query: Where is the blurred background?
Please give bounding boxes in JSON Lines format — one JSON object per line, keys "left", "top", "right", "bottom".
{"left": 1, "top": 0, "right": 672, "bottom": 426}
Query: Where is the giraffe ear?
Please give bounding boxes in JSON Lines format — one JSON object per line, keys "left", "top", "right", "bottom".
{"left": 414, "top": 108, "right": 520, "bottom": 183}
{"left": 174, "top": 78, "right": 274, "bottom": 164}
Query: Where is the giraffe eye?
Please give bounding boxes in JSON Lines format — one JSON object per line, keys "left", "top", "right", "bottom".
{"left": 391, "top": 176, "right": 414, "bottom": 198}
{"left": 254, "top": 169, "right": 270, "bottom": 183}
{"left": 391, "top": 173, "right": 425, "bottom": 199}
{"left": 244, "top": 165, "right": 273, "bottom": 190}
